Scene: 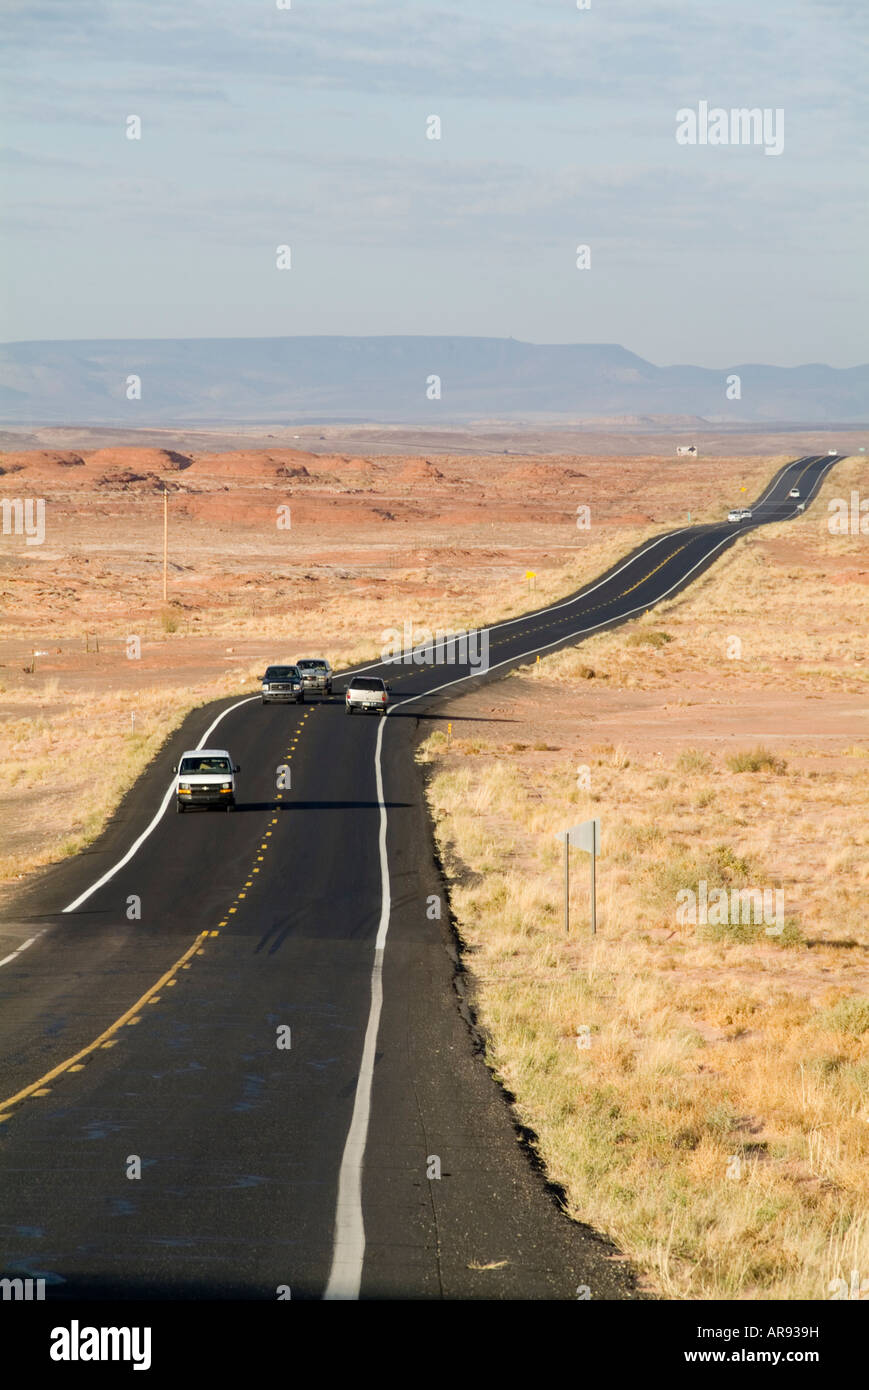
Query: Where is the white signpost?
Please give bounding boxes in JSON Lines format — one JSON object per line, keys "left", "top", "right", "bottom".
{"left": 555, "top": 818, "right": 601, "bottom": 935}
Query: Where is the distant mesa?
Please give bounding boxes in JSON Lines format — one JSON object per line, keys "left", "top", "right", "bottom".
{"left": 0, "top": 338, "right": 865, "bottom": 424}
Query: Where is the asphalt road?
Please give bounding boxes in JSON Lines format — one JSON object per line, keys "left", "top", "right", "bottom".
{"left": 0, "top": 453, "right": 843, "bottom": 1300}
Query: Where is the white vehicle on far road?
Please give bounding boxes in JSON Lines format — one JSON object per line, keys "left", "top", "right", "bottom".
{"left": 345, "top": 676, "right": 390, "bottom": 714}
{"left": 789, "top": 487, "right": 800, "bottom": 498}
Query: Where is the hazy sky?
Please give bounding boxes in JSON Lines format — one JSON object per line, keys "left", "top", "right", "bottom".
{"left": 2, "top": 0, "right": 866, "bottom": 365}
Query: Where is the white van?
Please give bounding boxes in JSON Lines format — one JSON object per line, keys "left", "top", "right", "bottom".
{"left": 174, "top": 748, "right": 240, "bottom": 812}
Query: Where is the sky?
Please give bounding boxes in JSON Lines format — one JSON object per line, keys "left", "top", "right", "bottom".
{"left": 1, "top": 0, "right": 866, "bottom": 366}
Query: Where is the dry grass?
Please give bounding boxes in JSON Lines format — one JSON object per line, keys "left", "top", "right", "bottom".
{"left": 419, "top": 455, "right": 869, "bottom": 1300}
{"left": 423, "top": 741, "right": 869, "bottom": 1300}
{"left": 0, "top": 674, "right": 241, "bottom": 880}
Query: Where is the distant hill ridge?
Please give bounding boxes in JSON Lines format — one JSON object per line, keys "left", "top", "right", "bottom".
{"left": 0, "top": 336, "right": 865, "bottom": 424}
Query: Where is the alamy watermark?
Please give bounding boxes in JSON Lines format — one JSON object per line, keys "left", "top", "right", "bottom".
{"left": 1, "top": 497, "right": 45, "bottom": 545}
{"left": 828, "top": 492, "right": 869, "bottom": 535}
{"left": 381, "top": 620, "right": 489, "bottom": 672}
{"left": 1, "top": 1276, "right": 46, "bottom": 1300}
{"left": 50, "top": 1322, "right": 151, "bottom": 1370}
{"left": 676, "top": 102, "right": 784, "bottom": 156}
{"left": 676, "top": 879, "right": 785, "bottom": 935}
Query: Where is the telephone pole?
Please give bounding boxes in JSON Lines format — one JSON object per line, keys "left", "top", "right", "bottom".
{"left": 162, "top": 488, "right": 168, "bottom": 602}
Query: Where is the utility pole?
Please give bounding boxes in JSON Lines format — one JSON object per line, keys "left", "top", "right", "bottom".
{"left": 162, "top": 488, "right": 168, "bottom": 602}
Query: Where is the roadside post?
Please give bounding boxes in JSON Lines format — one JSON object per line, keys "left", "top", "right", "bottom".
{"left": 162, "top": 488, "right": 169, "bottom": 602}
{"left": 555, "top": 818, "right": 601, "bottom": 935}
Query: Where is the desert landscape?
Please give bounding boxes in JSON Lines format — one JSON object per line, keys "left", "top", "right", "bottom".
{"left": 3, "top": 429, "right": 841, "bottom": 883}
{"left": 4, "top": 0, "right": 867, "bottom": 1341}
{"left": 1, "top": 431, "right": 867, "bottom": 1302}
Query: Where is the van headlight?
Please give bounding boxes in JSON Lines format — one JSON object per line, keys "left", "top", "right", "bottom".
{"left": 179, "top": 782, "right": 191, "bottom": 791}
{"left": 221, "top": 782, "right": 232, "bottom": 790}
{"left": 262, "top": 683, "right": 270, "bottom": 691}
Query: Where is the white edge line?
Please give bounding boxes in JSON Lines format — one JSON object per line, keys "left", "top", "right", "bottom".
{"left": 61, "top": 696, "right": 260, "bottom": 914}
{"left": 322, "top": 716, "right": 390, "bottom": 1300}
{"left": 322, "top": 453, "right": 841, "bottom": 1297}
{"left": 0, "top": 931, "right": 46, "bottom": 971}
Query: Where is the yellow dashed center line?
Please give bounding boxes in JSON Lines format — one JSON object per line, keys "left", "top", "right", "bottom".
{"left": 0, "top": 930, "right": 209, "bottom": 1121}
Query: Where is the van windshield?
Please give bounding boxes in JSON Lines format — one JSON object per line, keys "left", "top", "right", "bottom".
{"left": 179, "top": 756, "right": 232, "bottom": 774}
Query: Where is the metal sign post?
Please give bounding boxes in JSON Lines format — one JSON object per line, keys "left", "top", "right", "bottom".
{"left": 555, "top": 818, "right": 601, "bottom": 935}
{"left": 590, "top": 833, "right": 596, "bottom": 935}
{"left": 563, "top": 832, "right": 569, "bottom": 933}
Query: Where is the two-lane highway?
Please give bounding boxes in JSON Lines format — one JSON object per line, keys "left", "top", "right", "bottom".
{"left": 0, "top": 454, "right": 846, "bottom": 1298}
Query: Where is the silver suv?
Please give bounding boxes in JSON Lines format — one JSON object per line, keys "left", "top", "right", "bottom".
{"left": 296, "top": 658, "right": 333, "bottom": 699}
{"left": 345, "top": 675, "right": 390, "bottom": 714}
{"left": 261, "top": 664, "right": 302, "bottom": 704}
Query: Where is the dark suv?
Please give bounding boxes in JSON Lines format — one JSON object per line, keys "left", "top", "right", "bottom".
{"left": 261, "top": 664, "right": 303, "bottom": 704}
